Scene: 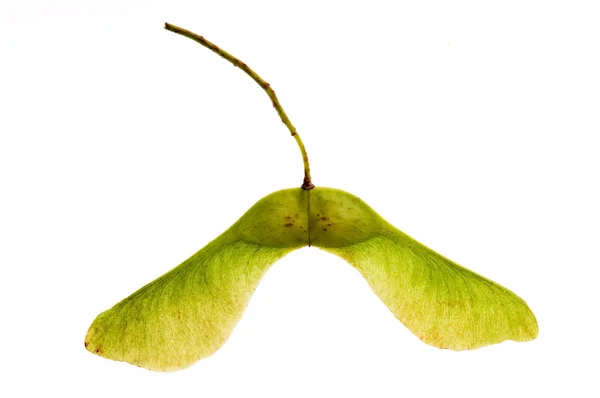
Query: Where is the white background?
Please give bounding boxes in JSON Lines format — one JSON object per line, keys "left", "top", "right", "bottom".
{"left": 1, "top": 1, "right": 599, "bottom": 397}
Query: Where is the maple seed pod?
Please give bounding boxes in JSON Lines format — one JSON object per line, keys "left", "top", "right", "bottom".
{"left": 233, "top": 188, "right": 308, "bottom": 248}
{"left": 84, "top": 24, "right": 537, "bottom": 372}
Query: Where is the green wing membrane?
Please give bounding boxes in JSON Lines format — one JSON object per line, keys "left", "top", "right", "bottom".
{"left": 322, "top": 226, "right": 538, "bottom": 350}
{"left": 85, "top": 232, "right": 296, "bottom": 371}
{"left": 86, "top": 187, "right": 537, "bottom": 371}
{"left": 85, "top": 189, "right": 308, "bottom": 371}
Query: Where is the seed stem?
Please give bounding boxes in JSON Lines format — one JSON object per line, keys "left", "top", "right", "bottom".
{"left": 164, "top": 22, "right": 314, "bottom": 190}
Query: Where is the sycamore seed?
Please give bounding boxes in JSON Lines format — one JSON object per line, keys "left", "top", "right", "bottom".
{"left": 84, "top": 24, "right": 537, "bottom": 372}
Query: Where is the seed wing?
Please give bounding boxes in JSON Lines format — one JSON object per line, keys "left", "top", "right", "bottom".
{"left": 85, "top": 232, "right": 296, "bottom": 371}
{"left": 322, "top": 228, "right": 538, "bottom": 350}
